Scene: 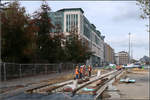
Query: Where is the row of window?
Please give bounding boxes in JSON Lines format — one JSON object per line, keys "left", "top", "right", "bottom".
{"left": 84, "top": 25, "right": 91, "bottom": 39}
{"left": 83, "top": 19, "right": 100, "bottom": 46}
{"left": 66, "top": 14, "right": 78, "bottom": 32}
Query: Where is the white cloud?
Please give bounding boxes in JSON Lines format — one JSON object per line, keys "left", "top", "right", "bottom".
{"left": 18, "top": 1, "right": 149, "bottom": 59}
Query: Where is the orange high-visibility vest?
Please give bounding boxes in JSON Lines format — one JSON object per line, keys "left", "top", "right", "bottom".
{"left": 80, "top": 67, "right": 83, "bottom": 73}
{"left": 88, "top": 66, "right": 92, "bottom": 71}
{"left": 75, "top": 68, "right": 79, "bottom": 74}
{"left": 83, "top": 67, "right": 86, "bottom": 73}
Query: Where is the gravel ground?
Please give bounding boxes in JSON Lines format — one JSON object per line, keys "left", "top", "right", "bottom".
{"left": 103, "top": 69, "right": 149, "bottom": 100}
{"left": 0, "top": 67, "right": 108, "bottom": 99}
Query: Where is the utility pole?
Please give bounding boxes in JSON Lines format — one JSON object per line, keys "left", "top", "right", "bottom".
{"left": 0, "top": 0, "right": 2, "bottom": 63}
{"left": 149, "top": 23, "right": 150, "bottom": 67}
{"left": 149, "top": 1, "right": 150, "bottom": 64}
{"left": 128, "top": 33, "right": 131, "bottom": 64}
{"left": 0, "top": 0, "right": 2, "bottom": 82}
{"left": 131, "top": 34, "right": 133, "bottom": 60}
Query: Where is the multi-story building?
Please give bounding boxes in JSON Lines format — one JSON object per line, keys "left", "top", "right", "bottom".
{"left": 104, "top": 43, "right": 115, "bottom": 65}
{"left": 49, "top": 8, "right": 105, "bottom": 66}
{"left": 115, "top": 51, "right": 129, "bottom": 65}
{"left": 115, "top": 53, "right": 119, "bottom": 65}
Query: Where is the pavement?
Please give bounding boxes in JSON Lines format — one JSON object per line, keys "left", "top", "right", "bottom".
{"left": 0, "top": 71, "right": 74, "bottom": 99}
{"left": 0, "top": 71, "right": 74, "bottom": 88}
{"left": 103, "top": 68, "right": 149, "bottom": 100}
{"left": 0, "top": 67, "right": 108, "bottom": 100}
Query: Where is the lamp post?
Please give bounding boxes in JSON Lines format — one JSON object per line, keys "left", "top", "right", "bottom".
{"left": 149, "top": 0, "right": 150, "bottom": 66}
{"left": 0, "top": 0, "right": 2, "bottom": 63}
{"left": 0, "top": 0, "right": 2, "bottom": 82}
{"left": 128, "top": 33, "right": 131, "bottom": 64}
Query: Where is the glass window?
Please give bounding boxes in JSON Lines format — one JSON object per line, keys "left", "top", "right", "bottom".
{"left": 84, "top": 25, "right": 90, "bottom": 39}
{"left": 76, "top": 14, "right": 78, "bottom": 28}
{"left": 71, "top": 14, "right": 73, "bottom": 27}
{"left": 74, "top": 14, "right": 76, "bottom": 27}
{"left": 73, "top": 14, "right": 75, "bottom": 27}
{"left": 66, "top": 15, "right": 68, "bottom": 32}
{"left": 68, "top": 14, "right": 70, "bottom": 32}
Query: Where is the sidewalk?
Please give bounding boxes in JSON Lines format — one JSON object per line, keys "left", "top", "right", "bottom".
{"left": 0, "top": 71, "right": 74, "bottom": 89}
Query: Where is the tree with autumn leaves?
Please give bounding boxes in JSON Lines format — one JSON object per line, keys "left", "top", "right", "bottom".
{"left": 1, "top": 1, "right": 35, "bottom": 63}
{"left": 65, "top": 28, "right": 93, "bottom": 63}
{"left": 1, "top": 1, "right": 93, "bottom": 63}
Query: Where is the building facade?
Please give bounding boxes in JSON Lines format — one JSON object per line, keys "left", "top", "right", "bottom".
{"left": 49, "top": 8, "right": 105, "bottom": 66}
{"left": 115, "top": 51, "right": 129, "bottom": 65}
{"left": 104, "top": 43, "right": 115, "bottom": 65}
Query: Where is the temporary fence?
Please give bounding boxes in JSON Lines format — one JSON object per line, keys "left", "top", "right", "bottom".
{"left": 0, "top": 62, "right": 79, "bottom": 81}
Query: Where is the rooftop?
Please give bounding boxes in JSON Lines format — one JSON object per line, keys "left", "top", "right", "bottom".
{"left": 57, "top": 8, "right": 84, "bottom": 13}
{"left": 119, "top": 51, "right": 128, "bottom": 54}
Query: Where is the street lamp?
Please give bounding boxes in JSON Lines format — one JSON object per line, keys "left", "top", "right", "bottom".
{"left": 0, "top": 0, "right": 2, "bottom": 63}
{"left": 128, "top": 33, "right": 131, "bottom": 64}
{"left": 0, "top": 0, "right": 2, "bottom": 82}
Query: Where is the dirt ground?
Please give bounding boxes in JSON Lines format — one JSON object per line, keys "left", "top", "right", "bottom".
{"left": 103, "top": 69, "right": 149, "bottom": 100}
{"left": 0, "top": 67, "right": 107, "bottom": 95}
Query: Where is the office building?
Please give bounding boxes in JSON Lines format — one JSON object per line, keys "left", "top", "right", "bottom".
{"left": 49, "top": 8, "right": 105, "bottom": 66}
{"left": 115, "top": 51, "right": 129, "bottom": 65}
{"left": 104, "top": 43, "right": 115, "bottom": 65}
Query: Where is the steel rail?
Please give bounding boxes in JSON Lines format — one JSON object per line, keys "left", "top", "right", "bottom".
{"left": 94, "top": 70, "right": 124, "bottom": 100}
{"left": 72, "top": 70, "right": 118, "bottom": 95}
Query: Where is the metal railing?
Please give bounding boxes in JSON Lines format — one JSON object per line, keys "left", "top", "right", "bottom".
{"left": 0, "top": 62, "right": 78, "bottom": 81}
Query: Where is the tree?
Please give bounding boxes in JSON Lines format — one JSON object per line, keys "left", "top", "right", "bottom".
{"left": 65, "top": 28, "right": 93, "bottom": 63}
{"left": 50, "top": 33, "right": 67, "bottom": 63}
{"left": 32, "top": 1, "right": 54, "bottom": 62}
{"left": 1, "top": 1, "right": 34, "bottom": 63}
{"left": 137, "top": 0, "right": 150, "bottom": 60}
{"left": 137, "top": 0, "right": 150, "bottom": 19}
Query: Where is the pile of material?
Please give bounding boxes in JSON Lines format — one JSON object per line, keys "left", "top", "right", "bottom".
{"left": 120, "top": 78, "right": 135, "bottom": 83}
{"left": 63, "top": 85, "right": 74, "bottom": 92}
{"left": 63, "top": 80, "right": 78, "bottom": 92}
{"left": 77, "top": 77, "right": 90, "bottom": 84}
{"left": 80, "top": 78, "right": 109, "bottom": 95}
{"left": 132, "top": 68, "right": 144, "bottom": 71}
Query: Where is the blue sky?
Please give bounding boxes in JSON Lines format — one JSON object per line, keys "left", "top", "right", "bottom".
{"left": 6, "top": 1, "right": 149, "bottom": 60}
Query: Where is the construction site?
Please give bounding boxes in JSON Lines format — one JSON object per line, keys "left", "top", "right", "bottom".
{"left": 0, "top": 66, "right": 149, "bottom": 100}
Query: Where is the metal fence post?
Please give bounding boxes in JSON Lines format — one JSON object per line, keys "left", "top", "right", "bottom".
{"left": 4, "top": 63, "right": 6, "bottom": 81}
{"left": 34, "top": 64, "right": 36, "bottom": 75}
{"left": 73, "top": 63, "right": 75, "bottom": 69}
{"left": 0, "top": 62, "right": 1, "bottom": 82}
{"left": 45, "top": 64, "right": 47, "bottom": 74}
{"left": 19, "top": 64, "right": 22, "bottom": 78}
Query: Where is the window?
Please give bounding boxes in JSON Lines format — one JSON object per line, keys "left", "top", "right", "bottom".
{"left": 66, "top": 15, "right": 69, "bottom": 32}
{"left": 68, "top": 14, "right": 70, "bottom": 32}
{"left": 71, "top": 14, "right": 74, "bottom": 27}
{"left": 84, "top": 25, "right": 91, "bottom": 39}
{"left": 76, "top": 14, "right": 78, "bottom": 28}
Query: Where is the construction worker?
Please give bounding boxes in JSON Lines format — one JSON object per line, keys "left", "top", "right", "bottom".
{"left": 116, "top": 65, "right": 121, "bottom": 70}
{"left": 75, "top": 66, "right": 79, "bottom": 79}
{"left": 83, "top": 65, "right": 86, "bottom": 77}
{"left": 80, "top": 66, "right": 83, "bottom": 79}
{"left": 88, "top": 65, "right": 92, "bottom": 77}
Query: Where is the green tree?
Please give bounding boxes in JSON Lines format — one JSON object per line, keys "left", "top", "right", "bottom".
{"left": 50, "top": 33, "right": 67, "bottom": 63}
{"left": 65, "top": 28, "right": 93, "bottom": 63}
{"left": 137, "top": 0, "right": 150, "bottom": 59}
{"left": 1, "top": 1, "right": 34, "bottom": 63}
{"left": 137, "top": 0, "right": 150, "bottom": 19}
{"left": 32, "top": 1, "right": 54, "bottom": 62}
